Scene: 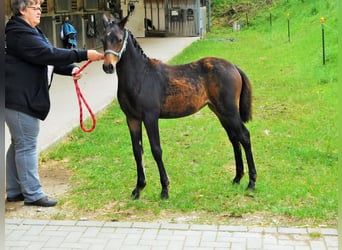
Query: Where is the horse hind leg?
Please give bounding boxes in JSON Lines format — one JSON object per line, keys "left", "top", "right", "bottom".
{"left": 231, "top": 140, "right": 245, "bottom": 185}
{"left": 240, "top": 124, "right": 257, "bottom": 190}
{"left": 221, "top": 117, "right": 257, "bottom": 190}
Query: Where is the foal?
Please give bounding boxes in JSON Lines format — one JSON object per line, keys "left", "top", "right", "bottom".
{"left": 102, "top": 14, "right": 257, "bottom": 199}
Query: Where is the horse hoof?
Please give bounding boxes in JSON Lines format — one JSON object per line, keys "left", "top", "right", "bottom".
{"left": 160, "top": 191, "right": 169, "bottom": 200}
{"left": 247, "top": 182, "right": 256, "bottom": 190}
{"left": 131, "top": 189, "right": 140, "bottom": 200}
{"left": 232, "top": 178, "right": 240, "bottom": 185}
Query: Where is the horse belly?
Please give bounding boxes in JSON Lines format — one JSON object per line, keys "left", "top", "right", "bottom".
{"left": 161, "top": 79, "right": 208, "bottom": 118}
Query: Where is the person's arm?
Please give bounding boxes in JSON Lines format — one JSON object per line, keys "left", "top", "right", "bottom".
{"left": 54, "top": 65, "right": 82, "bottom": 80}
{"left": 53, "top": 49, "right": 103, "bottom": 77}
{"left": 12, "top": 29, "right": 102, "bottom": 66}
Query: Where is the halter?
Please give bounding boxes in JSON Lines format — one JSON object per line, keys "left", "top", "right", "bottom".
{"left": 104, "top": 29, "right": 129, "bottom": 60}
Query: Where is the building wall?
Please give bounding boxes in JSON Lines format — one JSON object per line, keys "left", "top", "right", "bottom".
{"left": 5, "top": 0, "right": 108, "bottom": 49}
{"left": 5, "top": 0, "right": 204, "bottom": 47}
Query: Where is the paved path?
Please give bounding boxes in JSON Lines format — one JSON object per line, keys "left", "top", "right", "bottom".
{"left": 5, "top": 219, "right": 338, "bottom": 249}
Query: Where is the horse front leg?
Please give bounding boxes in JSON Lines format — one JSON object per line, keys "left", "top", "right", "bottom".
{"left": 144, "top": 117, "right": 170, "bottom": 199}
{"left": 127, "top": 119, "right": 146, "bottom": 199}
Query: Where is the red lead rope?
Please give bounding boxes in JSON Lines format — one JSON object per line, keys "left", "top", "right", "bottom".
{"left": 73, "top": 60, "right": 96, "bottom": 132}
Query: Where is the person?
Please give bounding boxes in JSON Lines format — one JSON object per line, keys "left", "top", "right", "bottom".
{"left": 5, "top": 0, "right": 104, "bottom": 207}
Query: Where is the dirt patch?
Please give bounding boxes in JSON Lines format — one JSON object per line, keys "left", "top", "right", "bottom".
{"left": 5, "top": 161, "right": 337, "bottom": 229}
{"left": 5, "top": 160, "right": 73, "bottom": 220}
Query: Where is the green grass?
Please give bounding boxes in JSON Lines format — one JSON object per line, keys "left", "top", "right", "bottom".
{"left": 43, "top": 0, "right": 337, "bottom": 226}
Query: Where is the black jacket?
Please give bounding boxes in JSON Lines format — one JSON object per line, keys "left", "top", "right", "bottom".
{"left": 5, "top": 16, "right": 88, "bottom": 120}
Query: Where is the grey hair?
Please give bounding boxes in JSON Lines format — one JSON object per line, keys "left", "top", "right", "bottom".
{"left": 11, "top": 0, "right": 44, "bottom": 16}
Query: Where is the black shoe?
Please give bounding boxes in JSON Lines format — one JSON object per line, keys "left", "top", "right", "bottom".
{"left": 7, "top": 193, "right": 25, "bottom": 202}
{"left": 24, "top": 196, "right": 57, "bottom": 207}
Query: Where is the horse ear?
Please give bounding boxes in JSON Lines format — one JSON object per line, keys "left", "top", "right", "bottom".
{"left": 102, "top": 13, "right": 110, "bottom": 27}
{"left": 119, "top": 13, "right": 130, "bottom": 28}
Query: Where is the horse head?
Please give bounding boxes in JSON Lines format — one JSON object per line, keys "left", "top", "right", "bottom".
{"left": 102, "top": 13, "right": 129, "bottom": 74}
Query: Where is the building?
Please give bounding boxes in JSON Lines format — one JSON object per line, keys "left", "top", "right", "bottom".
{"left": 5, "top": 0, "right": 207, "bottom": 49}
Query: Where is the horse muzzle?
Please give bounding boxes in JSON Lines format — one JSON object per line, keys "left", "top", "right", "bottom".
{"left": 103, "top": 52, "right": 119, "bottom": 74}
{"left": 102, "top": 63, "right": 115, "bottom": 74}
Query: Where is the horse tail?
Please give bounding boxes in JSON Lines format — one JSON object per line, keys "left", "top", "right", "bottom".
{"left": 236, "top": 66, "right": 252, "bottom": 123}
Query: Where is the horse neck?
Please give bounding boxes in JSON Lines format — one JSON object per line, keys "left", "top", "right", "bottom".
{"left": 117, "top": 33, "right": 149, "bottom": 75}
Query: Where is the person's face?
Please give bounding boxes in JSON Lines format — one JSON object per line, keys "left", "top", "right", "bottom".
{"left": 20, "top": 3, "right": 42, "bottom": 27}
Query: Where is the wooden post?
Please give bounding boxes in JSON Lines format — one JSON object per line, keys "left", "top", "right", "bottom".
{"left": 320, "top": 17, "right": 326, "bottom": 65}
{"left": 287, "top": 13, "right": 290, "bottom": 42}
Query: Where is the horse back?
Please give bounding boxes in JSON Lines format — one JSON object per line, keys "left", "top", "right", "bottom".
{"left": 160, "top": 57, "right": 243, "bottom": 118}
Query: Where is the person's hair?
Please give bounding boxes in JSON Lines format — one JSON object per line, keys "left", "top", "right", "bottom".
{"left": 11, "top": 0, "right": 45, "bottom": 16}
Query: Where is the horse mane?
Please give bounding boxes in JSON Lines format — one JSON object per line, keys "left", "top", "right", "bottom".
{"left": 127, "top": 30, "right": 148, "bottom": 59}
{"left": 127, "top": 29, "right": 162, "bottom": 64}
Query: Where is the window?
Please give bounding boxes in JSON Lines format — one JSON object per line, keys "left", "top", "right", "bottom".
{"left": 41, "top": 1, "right": 48, "bottom": 14}
{"left": 54, "top": 0, "right": 71, "bottom": 13}
{"left": 84, "top": 0, "right": 99, "bottom": 11}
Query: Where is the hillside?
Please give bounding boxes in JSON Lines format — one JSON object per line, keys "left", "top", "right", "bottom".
{"left": 210, "top": 0, "right": 337, "bottom": 31}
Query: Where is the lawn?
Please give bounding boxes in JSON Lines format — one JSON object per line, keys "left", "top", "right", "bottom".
{"left": 43, "top": 0, "right": 338, "bottom": 227}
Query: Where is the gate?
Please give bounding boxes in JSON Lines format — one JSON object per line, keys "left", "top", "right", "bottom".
{"left": 144, "top": 0, "right": 201, "bottom": 37}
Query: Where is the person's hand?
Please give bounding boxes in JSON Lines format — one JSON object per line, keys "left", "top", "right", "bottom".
{"left": 87, "top": 50, "right": 104, "bottom": 61}
{"left": 72, "top": 67, "right": 82, "bottom": 80}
